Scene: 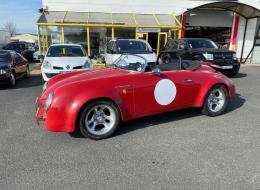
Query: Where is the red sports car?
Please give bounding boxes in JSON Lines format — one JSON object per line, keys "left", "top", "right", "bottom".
{"left": 35, "top": 54, "right": 235, "bottom": 140}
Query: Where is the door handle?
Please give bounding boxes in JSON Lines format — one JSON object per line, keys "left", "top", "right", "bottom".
{"left": 183, "top": 79, "right": 193, "bottom": 83}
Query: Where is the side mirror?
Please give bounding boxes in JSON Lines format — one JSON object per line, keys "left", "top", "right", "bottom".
{"left": 152, "top": 66, "right": 161, "bottom": 75}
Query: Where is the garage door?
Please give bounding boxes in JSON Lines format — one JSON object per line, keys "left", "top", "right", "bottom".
{"left": 252, "top": 20, "right": 260, "bottom": 64}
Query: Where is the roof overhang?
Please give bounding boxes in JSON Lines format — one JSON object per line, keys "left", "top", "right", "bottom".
{"left": 36, "top": 11, "right": 181, "bottom": 29}
{"left": 186, "top": 2, "right": 260, "bottom": 19}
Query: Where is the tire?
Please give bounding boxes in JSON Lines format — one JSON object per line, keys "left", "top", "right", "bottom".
{"left": 9, "top": 71, "right": 16, "bottom": 87}
{"left": 78, "top": 100, "right": 120, "bottom": 140}
{"left": 202, "top": 85, "right": 229, "bottom": 117}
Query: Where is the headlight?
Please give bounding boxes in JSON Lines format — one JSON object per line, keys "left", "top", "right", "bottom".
{"left": 43, "top": 60, "right": 52, "bottom": 70}
{"left": 83, "top": 59, "right": 91, "bottom": 69}
{"left": 42, "top": 82, "right": 48, "bottom": 92}
{"left": 45, "top": 92, "right": 53, "bottom": 112}
{"left": 0, "top": 69, "right": 7, "bottom": 74}
{"left": 233, "top": 53, "right": 237, "bottom": 60}
{"left": 203, "top": 53, "right": 214, "bottom": 60}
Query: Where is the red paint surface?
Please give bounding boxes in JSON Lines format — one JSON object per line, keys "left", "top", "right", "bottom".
{"left": 181, "top": 14, "right": 187, "bottom": 38}
{"left": 36, "top": 66, "right": 235, "bottom": 133}
{"left": 232, "top": 16, "right": 240, "bottom": 45}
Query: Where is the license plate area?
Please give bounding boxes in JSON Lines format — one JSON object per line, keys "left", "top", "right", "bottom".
{"left": 221, "top": 66, "right": 233, "bottom": 69}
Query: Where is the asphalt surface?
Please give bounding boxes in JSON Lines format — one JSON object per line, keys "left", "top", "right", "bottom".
{"left": 0, "top": 66, "right": 260, "bottom": 190}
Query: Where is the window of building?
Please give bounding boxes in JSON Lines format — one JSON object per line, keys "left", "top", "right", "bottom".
{"left": 89, "top": 27, "right": 112, "bottom": 57}
{"left": 64, "top": 27, "right": 87, "bottom": 45}
{"left": 114, "top": 28, "right": 135, "bottom": 39}
{"left": 39, "top": 26, "right": 62, "bottom": 55}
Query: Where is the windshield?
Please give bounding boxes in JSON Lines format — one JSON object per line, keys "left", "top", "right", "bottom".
{"left": 114, "top": 54, "right": 146, "bottom": 72}
{"left": 0, "top": 51, "right": 12, "bottom": 62}
{"left": 47, "top": 45, "right": 85, "bottom": 57}
{"left": 187, "top": 39, "right": 218, "bottom": 49}
{"left": 115, "top": 40, "right": 153, "bottom": 54}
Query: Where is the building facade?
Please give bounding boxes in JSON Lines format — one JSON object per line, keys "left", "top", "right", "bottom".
{"left": 38, "top": 0, "right": 260, "bottom": 63}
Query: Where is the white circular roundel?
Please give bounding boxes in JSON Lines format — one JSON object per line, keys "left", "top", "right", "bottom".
{"left": 154, "top": 79, "right": 177, "bottom": 106}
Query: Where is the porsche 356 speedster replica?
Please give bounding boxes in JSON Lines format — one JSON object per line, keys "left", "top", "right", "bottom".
{"left": 35, "top": 54, "right": 235, "bottom": 140}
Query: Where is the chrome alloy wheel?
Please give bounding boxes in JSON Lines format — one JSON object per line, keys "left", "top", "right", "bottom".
{"left": 85, "top": 104, "right": 116, "bottom": 136}
{"left": 207, "top": 89, "right": 225, "bottom": 113}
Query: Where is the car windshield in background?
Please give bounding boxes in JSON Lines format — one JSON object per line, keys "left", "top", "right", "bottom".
{"left": 116, "top": 40, "right": 152, "bottom": 54}
{"left": 188, "top": 39, "right": 218, "bottom": 49}
{"left": 47, "top": 46, "right": 85, "bottom": 57}
{"left": 115, "top": 54, "right": 146, "bottom": 72}
{"left": 0, "top": 51, "right": 12, "bottom": 62}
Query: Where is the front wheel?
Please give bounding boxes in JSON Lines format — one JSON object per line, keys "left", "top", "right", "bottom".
{"left": 202, "top": 85, "right": 229, "bottom": 117}
{"left": 9, "top": 71, "right": 16, "bottom": 87}
{"left": 78, "top": 100, "right": 120, "bottom": 140}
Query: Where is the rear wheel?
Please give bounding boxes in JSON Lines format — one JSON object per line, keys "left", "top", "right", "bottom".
{"left": 202, "top": 85, "right": 229, "bottom": 116}
{"left": 78, "top": 100, "right": 120, "bottom": 140}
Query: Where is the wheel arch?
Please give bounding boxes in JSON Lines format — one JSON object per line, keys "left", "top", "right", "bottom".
{"left": 74, "top": 97, "right": 125, "bottom": 132}
{"left": 195, "top": 82, "right": 230, "bottom": 107}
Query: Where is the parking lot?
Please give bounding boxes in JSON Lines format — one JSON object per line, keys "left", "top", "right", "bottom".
{"left": 0, "top": 66, "right": 260, "bottom": 190}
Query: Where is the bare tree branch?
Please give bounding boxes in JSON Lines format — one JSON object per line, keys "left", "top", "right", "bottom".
{"left": 3, "top": 21, "right": 17, "bottom": 37}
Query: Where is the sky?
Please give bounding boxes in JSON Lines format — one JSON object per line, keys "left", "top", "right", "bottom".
{"left": 0, "top": 0, "right": 41, "bottom": 34}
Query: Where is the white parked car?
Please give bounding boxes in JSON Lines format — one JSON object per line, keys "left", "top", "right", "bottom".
{"left": 105, "top": 39, "right": 157, "bottom": 65}
{"left": 41, "top": 44, "right": 92, "bottom": 81}
{"left": 33, "top": 50, "right": 40, "bottom": 62}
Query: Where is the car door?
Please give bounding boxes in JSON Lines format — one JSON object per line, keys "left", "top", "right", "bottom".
{"left": 18, "top": 53, "right": 28, "bottom": 75}
{"left": 133, "top": 64, "right": 200, "bottom": 118}
{"left": 12, "top": 53, "right": 24, "bottom": 78}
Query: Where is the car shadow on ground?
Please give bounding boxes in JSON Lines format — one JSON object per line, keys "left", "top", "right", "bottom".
{"left": 70, "top": 93, "right": 246, "bottom": 139}
{"left": 232, "top": 73, "right": 247, "bottom": 78}
{"left": 113, "top": 93, "right": 246, "bottom": 137}
{"left": 0, "top": 75, "right": 43, "bottom": 90}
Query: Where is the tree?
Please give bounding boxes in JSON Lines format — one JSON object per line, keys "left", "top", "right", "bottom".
{"left": 3, "top": 21, "right": 17, "bottom": 37}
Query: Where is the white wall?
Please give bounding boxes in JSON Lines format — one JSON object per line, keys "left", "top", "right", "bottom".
{"left": 186, "top": 10, "right": 234, "bottom": 27}
{"left": 236, "top": 17, "right": 258, "bottom": 59}
{"left": 42, "top": 0, "right": 215, "bottom": 15}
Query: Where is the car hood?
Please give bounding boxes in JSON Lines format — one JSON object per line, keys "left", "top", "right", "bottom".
{"left": 44, "top": 57, "right": 89, "bottom": 67}
{"left": 190, "top": 48, "right": 235, "bottom": 54}
{"left": 44, "top": 68, "right": 131, "bottom": 95}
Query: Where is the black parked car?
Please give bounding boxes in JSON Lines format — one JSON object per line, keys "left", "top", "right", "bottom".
{"left": 2, "top": 42, "right": 35, "bottom": 62}
{"left": 161, "top": 38, "right": 240, "bottom": 77}
{"left": 0, "top": 50, "right": 30, "bottom": 87}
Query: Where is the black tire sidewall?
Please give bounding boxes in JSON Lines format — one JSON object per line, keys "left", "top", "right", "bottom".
{"left": 202, "top": 85, "right": 229, "bottom": 117}
{"left": 79, "top": 100, "right": 120, "bottom": 140}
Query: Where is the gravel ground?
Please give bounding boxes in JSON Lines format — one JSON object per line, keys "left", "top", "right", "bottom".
{"left": 0, "top": 66, "right": 259, "bottom": 190}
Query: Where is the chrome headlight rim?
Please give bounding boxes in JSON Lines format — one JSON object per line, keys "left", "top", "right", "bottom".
{"left": 0, "top": 69, "right": 7, "bottom": 75}
{"left": 42, "top": 82, "right": 48, "bottom": 92}
{"left": 83, "top": 60, "right": 91, "bottom": 69}
{"left": 232, "top": 53, "right": 237, "bottom": 60}
{"left": 203, "top": 53, "right": 214, "bottom": 61}
{"left": 43, "top": 60, "right": 52, "bottom": 70}
{"left": 45, "top": 92, "right": 54, "bottom": 112}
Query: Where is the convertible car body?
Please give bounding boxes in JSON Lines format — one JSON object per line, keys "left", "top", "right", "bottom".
{"left": 35, "top": 54, "right": 235, "bottom": 140}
